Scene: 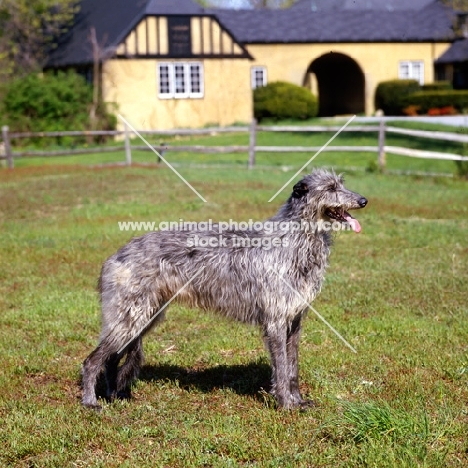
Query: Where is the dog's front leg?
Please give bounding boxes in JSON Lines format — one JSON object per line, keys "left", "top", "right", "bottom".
{"left": 263, "top": 322, "right": 294, "bottom": 409}
{"left": 287, "top": 313, "right": 314, "bottom": 408}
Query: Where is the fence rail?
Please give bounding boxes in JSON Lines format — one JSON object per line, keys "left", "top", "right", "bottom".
{"left": 2, "top": 121, "right": 468, "bottom": 170}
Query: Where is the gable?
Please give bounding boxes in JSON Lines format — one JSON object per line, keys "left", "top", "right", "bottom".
{"left": 115, "top": 15, "right": 251, "bottom": 59}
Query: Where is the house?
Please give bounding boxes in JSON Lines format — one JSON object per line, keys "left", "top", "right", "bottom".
{"left": 436, "top": 38, "right": 468, "bottom": 88}
{"left": 47, "top": 0, "right": 458, "bottom": 129}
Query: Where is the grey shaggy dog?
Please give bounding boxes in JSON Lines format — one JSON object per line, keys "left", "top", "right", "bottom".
{"left": 81, "top": 169, "right": 367, "bottom": 410}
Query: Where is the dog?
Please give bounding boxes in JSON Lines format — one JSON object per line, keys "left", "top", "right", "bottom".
{"left": 81, "top": 168, "right": 367, "bottom": 409}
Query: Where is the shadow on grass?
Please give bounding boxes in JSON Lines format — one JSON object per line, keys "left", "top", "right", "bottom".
{"left": 139, "top": 360, "right": 272, "bottom": 401}
{"left": 84, "top": 359, "right": 272, "bottom": 406}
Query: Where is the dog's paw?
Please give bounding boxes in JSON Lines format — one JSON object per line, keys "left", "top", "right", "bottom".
{"left": 298, "top": 399, "right": 315, "bottom": 411}
{"left": 82, "top": 398, "right": 102, "bottom": 411}
{"left": 116, "top": 389, "right": 132, "bottom": 400}
{"left": 83, "top": 402, "right": 102, "bottom": 412}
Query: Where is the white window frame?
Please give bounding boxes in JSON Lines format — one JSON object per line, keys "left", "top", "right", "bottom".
{"left": 399, "top": 61, "right": 424, "bottom": 85}
{"left": 158, "top": 62, "right": 204, "bottom": 99}
{"left": 251, "top": 66, "right": 267, "bottom": 90}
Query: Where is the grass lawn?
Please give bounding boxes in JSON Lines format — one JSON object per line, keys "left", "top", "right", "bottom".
{"left": 0, "top": 158, "right": 467, "bottom": 466}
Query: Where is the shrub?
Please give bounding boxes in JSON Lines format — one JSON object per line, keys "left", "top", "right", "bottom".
{"left": 1, "top": 70, "right": 116, "bottom": 146}
{"left": 421, "top": 81, "right": 452, "bottom": 91}
{"left": 374, "top": 79, "right": 420, "bottom": 116}
{"left": 403, "top": 90, "right": 468, "bottom": 114}
{"left": 254, "top": 81, "right": 318, "bottom": 121}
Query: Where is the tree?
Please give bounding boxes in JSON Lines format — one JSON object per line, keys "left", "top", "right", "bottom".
{"left": 87, "top": 26, "right": 117, "bottom": 131}
{"left": 443, "top": 0, "right": 468, "bottom": 10}
{"left": 0, "top": 0, "right": 79, "bottom": 78}
{"left": 249, "top": 0, "right": 296, "bottom": 7}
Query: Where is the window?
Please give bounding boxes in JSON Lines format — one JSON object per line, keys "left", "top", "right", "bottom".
{"left": 399, "top": 61, "right": 424, "bottom": 85}
{"left": 158, "top": 62, "right": 204, "bottom": 99}
{"left": 251, "top": 66, "right": 267, "bottom": 89}
{"left": 168, "top": 16, "right": 191, "bottom": 57}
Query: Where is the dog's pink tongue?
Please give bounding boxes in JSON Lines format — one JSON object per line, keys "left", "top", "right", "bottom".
{"left": 344, "top": 213, "right": 361, "bottom": 233}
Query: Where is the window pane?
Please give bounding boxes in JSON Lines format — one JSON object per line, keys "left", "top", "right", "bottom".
{"left": 252, "top": 67, "right": 266, "bottom": 89}
{"left": 412, "top": 62, "right": 423, "bottom": 84}
{"left": 255, "top": 69, "right": 264, "bottom": 88}
{"left": 190, "top": 64, "right": 201, "bottom": 94}
{"left": 159, "top": 62, "right": 203, "bottom": 99}
{"left": 399, "top": 62, "right": 410, "bottom": 79}
{"left": 174, "top": 64, "right": 186, "bottom": 94}
{"left": 159, "top": 64, "right": 171, "bottom": 95}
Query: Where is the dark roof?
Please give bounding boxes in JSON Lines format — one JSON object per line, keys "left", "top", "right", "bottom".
{"left": 436, "top": 38, "right": 468, "bottom": 63}
{"left": 48, "top": 0, "right": 149, "bottom": 67}
{"left": 145, "top": 0, "right": 204, "bottom": 15}
{"left": 210, "top": 0, "right": 455, "bottom": 43}
{"left": 48, "top": 0, "right": 455, "bottom": 68}
{"left": 47, "top": 0, "right": 206, "bottom": 67}
{"left": 292, "top": 0, "right": 435, "bottom": 11}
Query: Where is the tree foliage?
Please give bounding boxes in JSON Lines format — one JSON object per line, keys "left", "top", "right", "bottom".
{"left": 442, "top": 0, "right": 468, "bottom": 11}
{"left": 0, "top": 0, "right": 79, "bottom": 78}
{"left": 248, "top": 0, "right": 296, "bottom": 7}
{"left": 1, "top": 71, "right": 116, "bottom": 144}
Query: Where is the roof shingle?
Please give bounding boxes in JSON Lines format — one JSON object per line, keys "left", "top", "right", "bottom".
{"left": 47, "top": 0, "right": 456, "bottom": 68}
{"left": 211, "top": 0, "right": 454, "bottom": 43}
{"left": 436, "top": 38, "right": 468, "bottom": 63}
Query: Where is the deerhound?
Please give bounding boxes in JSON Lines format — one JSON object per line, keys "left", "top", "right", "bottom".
{"left": 81, "top": 169, "right": 367, "bottom": 410}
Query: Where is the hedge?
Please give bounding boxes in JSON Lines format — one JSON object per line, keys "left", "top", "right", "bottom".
{"left": 421, "top": 81, "right": 452, "bottom": 91}
{"left": 403, "top": 90, "right": 468, "bottom": 114}
{"left": 374, "top": 79, "right": 420, "bottom": 116}
{"left": 254, "top": 81, "right": 318, "bottom": 121}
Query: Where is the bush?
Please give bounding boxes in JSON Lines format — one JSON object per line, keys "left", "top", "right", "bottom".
{"left": 374, "top": 79, "right": 420, "bottom": 116}
{"left": 421, "top": 81, "right": 452, "bottom": 91}
{"left": 254, "top": 81, "right": 318, "bottom": 121}
{"left": 1, "top": 70, "right": 116, "bottom": 146}
{"left": 403, "top": 90, "right": 468, "bottom": 114}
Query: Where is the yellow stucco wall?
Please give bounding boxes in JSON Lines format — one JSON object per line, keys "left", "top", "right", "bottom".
{"left": 104, "top": 41, "right": 453, "bottom": 130}
{"left": 247, "top": 42, "right": 452, "bottom": 115}
{"left": 103, "top": 58, "right": 253, "bottom": 130}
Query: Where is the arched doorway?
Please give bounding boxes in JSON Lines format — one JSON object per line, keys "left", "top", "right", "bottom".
{"left": 305, "top": 52, "right": 365, "bottom": 116}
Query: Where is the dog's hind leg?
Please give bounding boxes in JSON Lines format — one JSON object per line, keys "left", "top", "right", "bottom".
{"left": 82, "top": 335, "right": 121, "bottom": 410}
{"left": 114, "top": 308, "right": 166, "bottom": 397}
{"left": 115, "top": 336, "right": 144, "bottom": 398}
{"left": 104, "top": 352, "right": 122, "bottom": 401}
{"left": 287, "top": 313, "right": 314, "bottom": 408}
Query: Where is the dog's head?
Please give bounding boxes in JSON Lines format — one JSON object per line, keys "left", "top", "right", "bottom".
{"left": 292, "top": 169, "right": 367, "bottom": 232}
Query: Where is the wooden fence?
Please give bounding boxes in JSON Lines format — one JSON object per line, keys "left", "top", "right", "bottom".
{"left": 2, "top": 120, "right": 468, "bottom": 171}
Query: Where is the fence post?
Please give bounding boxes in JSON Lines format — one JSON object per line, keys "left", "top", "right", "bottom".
{"left": 158, "top": 142, "right": 165, "bottom": 164}
{"left": 248, "top": 118, "right": 257, "bottom": 169}
{"left": 124, "top": 122, "right": 132, "bottom": 166}
{"left": 378, "top": 119, "right": 386, "bottom": 172}
{"left": 2, "top": 125, "right": 13, "bottom": 169}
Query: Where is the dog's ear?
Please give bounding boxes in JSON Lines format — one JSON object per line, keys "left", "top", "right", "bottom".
{"left": 292, "top": 181, "right": 309, "bottom": 198}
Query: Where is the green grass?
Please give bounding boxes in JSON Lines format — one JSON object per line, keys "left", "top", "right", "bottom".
{"left": 0, "top": 160, "right": 467, "bottom": 466}
{"left": 6, "top": 118, "right": 468, "bottom": 175}
{"left": 385, "top": 119, "right": 468, "bottom": 133}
